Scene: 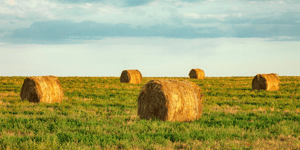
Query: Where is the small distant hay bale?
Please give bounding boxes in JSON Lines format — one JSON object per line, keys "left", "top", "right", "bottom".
{"left": 189, "top": 69, "right": 205, "bottom": 79}
{"left": 138, "top": 79, "right": 203, "bottom": 122}
{"left": 120, "top": 70, "right": 142, "bottom": 84}
{"left": 252, "top": 73, "right": 279, "bottom": 91}
{"left": 20, "top": 76, "right": 64, "bottom": 103}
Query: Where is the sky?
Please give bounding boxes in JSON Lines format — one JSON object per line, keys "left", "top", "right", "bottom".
{"left": 0, "top": 0, "right": 299, "bottom": 77}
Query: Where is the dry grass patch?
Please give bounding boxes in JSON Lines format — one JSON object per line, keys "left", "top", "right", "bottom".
{"left": 125, "top": 114, "right": 139, "bottom": 126}
{"left": 82, "top": 98, "right": 93, "bottom": 101}
{"left": 2, "top": 131, "right": 34, "bottom": 137}
{"left": 0, "top": 92, "right": 19, "bottom": 97}
{"left": 187, "top": 135, "right": 300, "bottom": 149}
{"left": 124, "top": 85, "right": 141, "bottom": 89}
{"left": 104, "top": 84, "right": 121, "bottom": 89}
{"left": 0, "top": 79, "right": 23, "bottom": 85}
{"left": 295, "top": 109, "right": 300, "bottom": 114}
{"left": 210, "top": 105, "right": 241, "bottom": 114}
{"left": 253, "top": 107, "right": 267, "bottom": 113}
{"left": 249, "top": 135, "right": 300, "bottom": 149}
{"left": 253, "top": 107, "right": 283, "bottom": 113}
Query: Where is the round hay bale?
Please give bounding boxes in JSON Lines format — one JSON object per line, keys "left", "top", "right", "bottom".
{"left": 252, "top": 73, "right": 279, "bottom": 91}
{"left": 189, "top": 69, "right": 205, "bottom": 79}
{"left": 20, "top": 76, "right": 64, "bottom": 103}
{"left": 138, "top": 79, "right": 203, "bottom": 122}
{"left": 120, "top": 70, "right": 142, "bottom": 84}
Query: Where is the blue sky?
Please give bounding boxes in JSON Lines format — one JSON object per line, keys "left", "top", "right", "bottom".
{"left": 0, "top": 0, "right": 299, "bottom": 77}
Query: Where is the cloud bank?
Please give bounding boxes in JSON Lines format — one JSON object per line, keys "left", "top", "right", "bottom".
{"left": 3, "top": 19, "right": 300, "bottom": 44}
{"left": 1, "top": 0, "right": 300, "bottom": 44}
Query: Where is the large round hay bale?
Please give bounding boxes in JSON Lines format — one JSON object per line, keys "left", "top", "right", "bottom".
{"left": 189, "top": 69, "right": 205, "bottom": 79}
{"left": 20, "top": 76, "right": 64, "bottom": 103}
{"left": 252, "top": 73, "right": 279, "bottom": 91}
{"left": 120, "top": 70, "right": 142, "bottom": 84}
{"left": 138, "top": 79, "right": 203, "bottom": 122}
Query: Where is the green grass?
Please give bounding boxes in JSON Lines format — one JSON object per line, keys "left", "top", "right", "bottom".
{"left": 0, "top": 76, "right": 300, "bottom": 149}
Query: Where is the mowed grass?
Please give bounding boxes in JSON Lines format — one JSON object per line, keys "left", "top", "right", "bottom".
{"left": 0, "top": 76, "right": 300, "bottom": 149}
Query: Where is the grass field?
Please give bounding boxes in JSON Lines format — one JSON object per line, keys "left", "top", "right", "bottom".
{"left": 0, "top": 76, "right": 300, "bottom": 149}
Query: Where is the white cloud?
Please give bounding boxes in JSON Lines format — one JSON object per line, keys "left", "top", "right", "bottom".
{"left": 6, "top": 0, "right": 16, "bottom": 5}
{"left": 1, "top": 0, "right": 300, "bottom": 31}
{"left": 183, "top": 13, "right": 229, "bottom": 21}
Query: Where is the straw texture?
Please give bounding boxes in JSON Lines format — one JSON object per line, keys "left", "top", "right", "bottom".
{"left": 189, "top": 69, "right": 205, "bottom": 79}
{"left": 252, "top": 73, "right": 279, "bottom": 91}
{"left": 120, "top": 70, "right": 142, "bottom": 84}
{"left": 138, "top": 79, "right": 203, "bottom": 122}
{"left": 20, "top": 76, "right": 64, "bottom": 103}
